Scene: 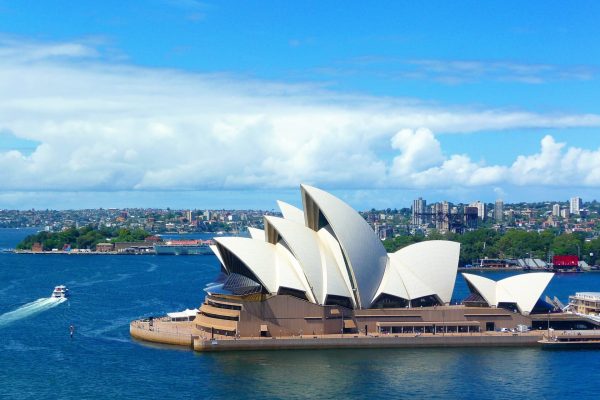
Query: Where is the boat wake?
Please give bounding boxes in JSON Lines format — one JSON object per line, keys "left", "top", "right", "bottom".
{"left": 0, "top": 297, "right": 67, "bottom": 328}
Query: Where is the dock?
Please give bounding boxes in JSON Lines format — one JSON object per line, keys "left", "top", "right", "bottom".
{"left": 539, "top": 330, "right": 600, "bottom": 349}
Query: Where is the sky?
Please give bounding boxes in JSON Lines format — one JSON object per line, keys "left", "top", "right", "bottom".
{"left": 1, "top": 0, "right": 600, "bottom": 210}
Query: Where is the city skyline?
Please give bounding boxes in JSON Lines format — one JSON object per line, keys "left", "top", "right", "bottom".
{"left": 1, "top": 1, "right": 600, "bottom": 209}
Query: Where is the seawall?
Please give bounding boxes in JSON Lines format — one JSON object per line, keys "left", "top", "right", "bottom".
{"left": 193, "top": 334, "right": 543, "bottom": 352}
{"left": 130, "top": 321, "right": 194, "bottom": 347}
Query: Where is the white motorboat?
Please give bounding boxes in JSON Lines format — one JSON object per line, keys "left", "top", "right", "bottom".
{"left": 51, "top": 285, "right": 69, "bottom": 299}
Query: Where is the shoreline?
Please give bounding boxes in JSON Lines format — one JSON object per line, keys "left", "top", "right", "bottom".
{"left": 6, "top": 252, "right": 599, "bottom": 271}
{"left": 8, "top": 250, "right": 212, "bottom": 256}
{"left": 11, "top": 250, "right": 153, "bottom": 255}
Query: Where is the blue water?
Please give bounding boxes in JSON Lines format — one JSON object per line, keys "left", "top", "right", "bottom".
{"left": 1, "top": 228, "right": 599, "bottom": 399}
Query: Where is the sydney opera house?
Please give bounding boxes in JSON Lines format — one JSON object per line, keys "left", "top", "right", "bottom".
{"left": 185, "top": 184, "right": 559, "bottom": 340}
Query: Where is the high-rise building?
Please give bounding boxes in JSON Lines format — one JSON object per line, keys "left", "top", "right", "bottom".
{"left": 438, "top": 201, "right": 450, "bottom": 231}
{"left": 494, "top": 199, "right": 504, "bottom": 222}
{"left": 570, "top": 197, "right": 582, "bottom": 215}
{"left": 412, "top": 197, "right": 426, "bottom": 225}
{"left": 561, "top": 208, "right": 570, "bottom": 219}
{"left": 470, "top": 201, "right": 486, "bottom": 220}
{"left": 464, "top": 206, "right": 479, "bottom": 229}
{"left": 552, "top": 204, "right": 560, "bottom": 217}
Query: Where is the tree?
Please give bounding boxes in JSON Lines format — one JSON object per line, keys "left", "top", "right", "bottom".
{"left": 552, "top": 233, "right": 584, "bottom": 257}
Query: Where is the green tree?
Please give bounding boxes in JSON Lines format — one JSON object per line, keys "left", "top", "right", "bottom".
{"left": 552, "top": 233, "right": 584, "bottom": 257}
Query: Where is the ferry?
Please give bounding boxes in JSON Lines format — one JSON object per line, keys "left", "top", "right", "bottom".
{"left": 51, "top": 285, "right": 69, "bottom": 298}
{"left": 153, "top": 240, "right": 213, "bottom": 255}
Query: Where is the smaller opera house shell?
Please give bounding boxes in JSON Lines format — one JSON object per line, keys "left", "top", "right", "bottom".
{"left": 197, "top": 185, "right": 555, "bottom": 338}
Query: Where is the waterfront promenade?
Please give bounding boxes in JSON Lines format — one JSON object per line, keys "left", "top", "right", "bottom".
{"left": 130, "top": 318, "right": 545, "bottom": 352}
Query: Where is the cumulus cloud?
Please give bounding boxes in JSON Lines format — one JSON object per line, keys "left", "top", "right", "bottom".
{"left": 0, "top": 38, "right": 600, "bottom": 195}
{"left": 388, "top": 131, "right": 600, "bottom": 189}
{"left": 390, "top": 128, "right": 444, "bottom": 172}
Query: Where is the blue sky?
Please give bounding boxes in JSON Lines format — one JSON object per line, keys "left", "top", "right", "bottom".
{"left": 0, "top": 1, "right": 599, "bottom": 209}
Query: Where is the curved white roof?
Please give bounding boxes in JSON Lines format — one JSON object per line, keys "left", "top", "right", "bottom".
{"left": 497, "top": 273, "right": 554, "bottom": 315}
{"left": 373, "top": 260, "right": 410, "bottom": 301}
{"left": 463, "top": 272, "right": 554, "bottom": 315}
{"left": 247, "top": 227, "right": 265, "bottom": 240}
{"left": 211, "top": 184, "right": 462, "bottom": 310}
{"left": 391, "top": 240, "right": 460, "bottom": 304}
{"left": 277, "top": 200, "right": 305, "bottom": 224}
{"left": 264, "top": 216, "right": 353, "bottom": 304}
{"left": 301, "top": 184, "right": 387, "bottom": 309}
{"left": 316, "top": 227, "right": 357, "bottom": 307}
{"left": 274, "top": 242, "right": 316, "bottom": 303}
{"left": 214, "top": 237, "right": 307, "bottom": 296}
{"left": 209, "top": 244, "right": 226, "bottom": 270}
{"left": 462, "top": 273, "right": 497, "bottom": 305}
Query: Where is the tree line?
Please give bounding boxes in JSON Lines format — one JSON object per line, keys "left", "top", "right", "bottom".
{"left": 16, "top": 226, "right": 151, "bottom": 251}
{"left": 383, "top": 228, "right": 600, "bottom": 267}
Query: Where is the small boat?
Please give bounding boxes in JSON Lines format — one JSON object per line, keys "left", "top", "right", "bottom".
{"left": 51, "top": 285, "right": 69, "bottom": 299}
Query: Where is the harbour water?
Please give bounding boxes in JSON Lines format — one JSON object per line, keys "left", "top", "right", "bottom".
{"left": 1, "top": 228, "right": 599, "bottom": 399}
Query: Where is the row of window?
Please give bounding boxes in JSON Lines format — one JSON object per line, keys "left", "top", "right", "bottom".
{"left": 378, "top": 325, "right": 481, "bottom": 334}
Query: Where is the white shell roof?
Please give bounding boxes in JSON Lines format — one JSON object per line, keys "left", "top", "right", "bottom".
{"left": 301, "top": 184, "right": 388, "bottom": 309}
{"left": 391, "top": 240, "right": 460, "bottom": 304}
{"left": 264, "top": 215, "right": 353, "bottom": 304}
{"left": 211, "top": 184, "right": 461, "bottom": 310}
{"left": 274, "top": 242, "right": 316, "bottom": 303}
{"left": 373, "top": 260, "right": 410, "bottom": 301}
{"left": 317, "top": 227, "right": 357, "bottom": 307}
{"left": 214, "top": 237, "right": 307, "bottom": 295}
{"left": 462, "top": 273, "right": 497, "bottom": 305}
{"left": 276, "top": 200, "right": 305, "bottom": 225}
{"left": 209, "top": 244, "right": 226, "bottom": 269}
{"left": 247, "top": 227, "right": 265, "bottom": 240}
{"left": 463, "top": 272, "right": 554, "bottom": 315}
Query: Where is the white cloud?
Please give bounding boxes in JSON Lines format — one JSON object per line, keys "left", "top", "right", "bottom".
{"left": 0, "top": 38, "right": 600, "bottom": 195}
{"left": 508, "top": 135, "right": 600, "bottom": 186}
{"left": 390, "top": 128, "right": 444, "bottom": 172}
{"left": 388, "top": 131, "right": 600, "bottom": 190}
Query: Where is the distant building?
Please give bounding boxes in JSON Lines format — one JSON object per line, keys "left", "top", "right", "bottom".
{"left": 96, "top": 243, "right": 114, "bottom": 252}
{"left": 568, "top": 292, "right": 600, "bottom": 316}
{"left": 561, "top": 208, "right": 570, "bottom": 219}
{"left": 464, "top": 206, "right": 479, "bottom": 229}
{"left": 411, "top": 197, "right": 426, "bottom": 225}
{"left": 570, "top": 197, "right": 583, "bottom": 215}
{"left": 470, "top": 201, "right": 486, "bottom": 220}
{"left": 438, "top": 201, "right": 450, "bottom": 232}
{"left": 494, "top": 199, "right": 504, "bottom": 222}
{"left": 552, "top": 204, "right": 560, "bottom": 217}
{"left": 113, "top": 242, "right": 153, "bottom": 253}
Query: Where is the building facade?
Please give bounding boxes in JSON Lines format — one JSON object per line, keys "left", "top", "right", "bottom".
{"left": 412, "top": 197, "right": 427, "bottom": 226}
{"left": 570, "top": 197, "right": 583, "bottom": 215}
{"left": 494, "top": 199, "right": 504, "bottom": 222}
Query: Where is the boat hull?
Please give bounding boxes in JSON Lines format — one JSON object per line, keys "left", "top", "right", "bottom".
{"left": 153, "top": 245, "right": 212, "bottom": 255}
